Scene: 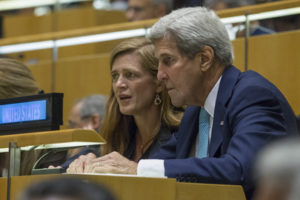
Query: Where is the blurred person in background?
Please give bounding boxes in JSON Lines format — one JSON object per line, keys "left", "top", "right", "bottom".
{"left": 256, "top": 0, "right": 300, "bottom": 33}
{"left": 60, "top": 94, "right": 107, "bottom": 169}
{"left": 67, "top": 94, "right": 106, "bottom": 133}
{"left": 253, "top": 137, "right": 300, "bottom": 200}
{"left": 206, "top": 0, "right": 275, "bottom": 39}
{"left": 173, "top": 0, "right": 203, "bottom": 9}
{"left": 40, "top": 94, "right": 107, "bottom": 170}
{"left": 126, "top": 0, "right": 173, "bottom": 21}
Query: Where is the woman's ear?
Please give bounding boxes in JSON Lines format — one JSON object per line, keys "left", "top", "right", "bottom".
{"left": 198, "top": 46, "right": 215, "bottom": 72}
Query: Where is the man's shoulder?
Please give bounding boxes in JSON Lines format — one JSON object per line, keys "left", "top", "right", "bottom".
{"left": 235, "top": 69, "right": 278, "bottom": 93}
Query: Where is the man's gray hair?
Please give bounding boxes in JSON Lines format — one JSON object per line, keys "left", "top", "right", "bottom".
{"left": 254, "top": 138, "right": 300, "bottom": 200}
{"left": 79, "top": 94, "right": 107, "bottom": 121}
{"left": 152, "top": 0, "right": 173, "bottom": 14}
{"left": 149, "top": 7, "right": 233, "bottom": 66}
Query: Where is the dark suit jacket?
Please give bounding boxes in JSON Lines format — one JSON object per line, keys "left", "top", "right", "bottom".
{"left": 150, "top": 65, "right": 297, "bottom": 199}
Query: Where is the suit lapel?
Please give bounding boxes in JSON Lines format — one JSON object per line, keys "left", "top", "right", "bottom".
{"left": 178, "top": 106, "right": 200, "bottom": 158}
{"left": 209, "top": 65, "right": 241, "bottom": 156}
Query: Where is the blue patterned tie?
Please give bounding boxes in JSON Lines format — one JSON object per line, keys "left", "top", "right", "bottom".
{"left": 196, "top": 108, "right": 210, "bottom": 158}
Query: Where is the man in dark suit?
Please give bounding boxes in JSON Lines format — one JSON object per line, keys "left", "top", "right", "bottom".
{"left": 136, "top": 6, "right": 298, "bottom": 199}
{"left": 66, "top": 7, "right": 297, "bottom": 199}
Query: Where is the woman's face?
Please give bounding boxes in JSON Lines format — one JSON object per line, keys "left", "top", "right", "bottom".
{"left": 111, "top": 52, "right": 159, "bottom": 116}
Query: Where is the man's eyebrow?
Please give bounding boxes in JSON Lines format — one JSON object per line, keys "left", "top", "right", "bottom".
{"left": 158, "top": 53, "right": 171, "bottom": 58}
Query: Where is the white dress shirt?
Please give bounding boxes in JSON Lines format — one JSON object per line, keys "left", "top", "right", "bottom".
{"left": 137, "top": 77, "right": 222, "bottom": 177}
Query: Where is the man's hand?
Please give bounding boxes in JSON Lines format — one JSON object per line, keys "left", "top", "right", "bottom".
{"left": 85, "top": 151, "right": 137, "bottom": 174}
{"left": 66, "top": 152, "right": 97, "bottom": 174}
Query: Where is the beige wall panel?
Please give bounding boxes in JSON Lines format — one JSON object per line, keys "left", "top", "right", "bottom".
{"left": 6, "top": 38, "right": 127, "bottom": 65}
{"left": 54, "top": 54, "right": 111, "bottom": 128}
{"left": 248, "top": 30, "right": 300, "bottom": 114}
{"left": 3, "top": 7, "right": 126, "bottom": 38}
{"left": 94, "top": 10, "right": 127, "bottom": 25}
{"left": 28, "top": 61, "right": 53, "bottom": 93}
{"left": 8, "top": 49, "right": 53, "bottom": 65}
{"left": 94, "top": 38, "right": 128, "bottom": 54}
{"left": 58, "top": 43, "right": 97, "bottom": 58}
{"left": 54, "top": 7, "right": 96, "bottom": 31}
{"left": 3, "top": 13, "right": 52, "bottom": 37}
{"left": 232, "top": 38, "right": 245, "bottom": 71}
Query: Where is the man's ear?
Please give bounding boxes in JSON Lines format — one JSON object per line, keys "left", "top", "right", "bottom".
{"left": 90, "top": 114, "right": 101, "bottom": 131}
{"left": 198, "top": 46, "right": 215, "bottom": 72}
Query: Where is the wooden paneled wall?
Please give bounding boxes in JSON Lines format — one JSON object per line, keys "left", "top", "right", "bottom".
{"left": 248, "top": 30, "right": 300, "bottom": 114}
{"left": 8, "top": 38, "right": 128, "bottom": 65}
{"left": 2, "top": 6, "right": 127, "bottom": 38}
{"left": 232, "top": 31, "right": 300, "bottom": 114}
{"left": 29, "top": 54, "right": 112, "bottom": 128}
{"left": 27, "top": 30, "right": 300, "bottom": 129}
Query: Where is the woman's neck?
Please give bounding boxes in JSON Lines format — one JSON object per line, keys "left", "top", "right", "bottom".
{"left": 134, "top": 105, "right": 161, "bottom": 144}
{"left": 132, "top": 106, "right": 161, "bottom": 162}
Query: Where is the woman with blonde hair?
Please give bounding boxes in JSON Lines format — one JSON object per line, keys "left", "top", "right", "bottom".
{"left": 0, "top": 58, "right": 41, "bottom": 176}
{"left": 0, "top": 58, "right": 40, "bottom": 98}
{"left": 67, "top": 37, "right": 182, "bottom": 173}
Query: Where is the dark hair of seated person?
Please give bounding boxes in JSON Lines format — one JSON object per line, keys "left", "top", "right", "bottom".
{"left": 18, "top": 177, "right": 117, "bottom": 200}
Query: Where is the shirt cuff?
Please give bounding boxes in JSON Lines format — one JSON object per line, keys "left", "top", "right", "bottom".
{"left": 137, "top": 159, "right": 165, "bottom": 177}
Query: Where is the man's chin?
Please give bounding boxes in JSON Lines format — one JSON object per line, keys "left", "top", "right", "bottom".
{"left": 170, "top": 98, "right": 184, "bottom": 108}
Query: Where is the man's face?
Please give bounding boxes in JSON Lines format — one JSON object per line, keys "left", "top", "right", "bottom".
{"left": 126, "top": 0, "right": 157, "bottom": 21}
{"left": 68, "top": 102, "right": 92, "bottom": 129}
{"left": 155, "top": 38, "right": 203, "bottom": 107}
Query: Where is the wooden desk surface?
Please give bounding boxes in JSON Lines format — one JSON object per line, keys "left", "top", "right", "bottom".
{"left": 0, "top": 174, "right": 246, "bottom": 200}
{"left": 0, "top": 129, "right": 105, "bottom": 149}
{"left": 176, "top": 182, "right": 246, "bottom": 200}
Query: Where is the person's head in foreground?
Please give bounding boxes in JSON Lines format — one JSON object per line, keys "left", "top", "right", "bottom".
{"left": 0, "top": 58, "right": 40, "bottom": 99}
{"left": 253, "top": 137, "right": 300, "bottom": 200}
{"left": 149, "top": 6, "right": 233, "bottom": 107}
{"left": 0, "top": 58, "right": 41, "bottom": 176}
{"left": 18, "top": 177, "right": 117, "bottom": 200}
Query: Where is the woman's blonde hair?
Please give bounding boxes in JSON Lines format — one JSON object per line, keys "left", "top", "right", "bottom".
{"left": 0, "top": 58, "right": 40, "bottom": 175}
{"left": 101, "top": 37, "right": 181, "bottom": 155}
{"left": 0, "top": 58, "right": 40, "bottom": 99}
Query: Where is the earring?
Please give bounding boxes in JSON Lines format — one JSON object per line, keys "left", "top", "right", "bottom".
{"left": 154, "top": 94, "right": 162, "bottom": 105}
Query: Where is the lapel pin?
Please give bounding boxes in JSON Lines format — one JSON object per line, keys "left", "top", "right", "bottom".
{"left": 220, "top": 121, "right": 224, "bottom": 126}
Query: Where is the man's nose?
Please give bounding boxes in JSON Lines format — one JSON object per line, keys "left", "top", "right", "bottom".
{"left": 157, "top": 64, "right": 168, "bottom": 81}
